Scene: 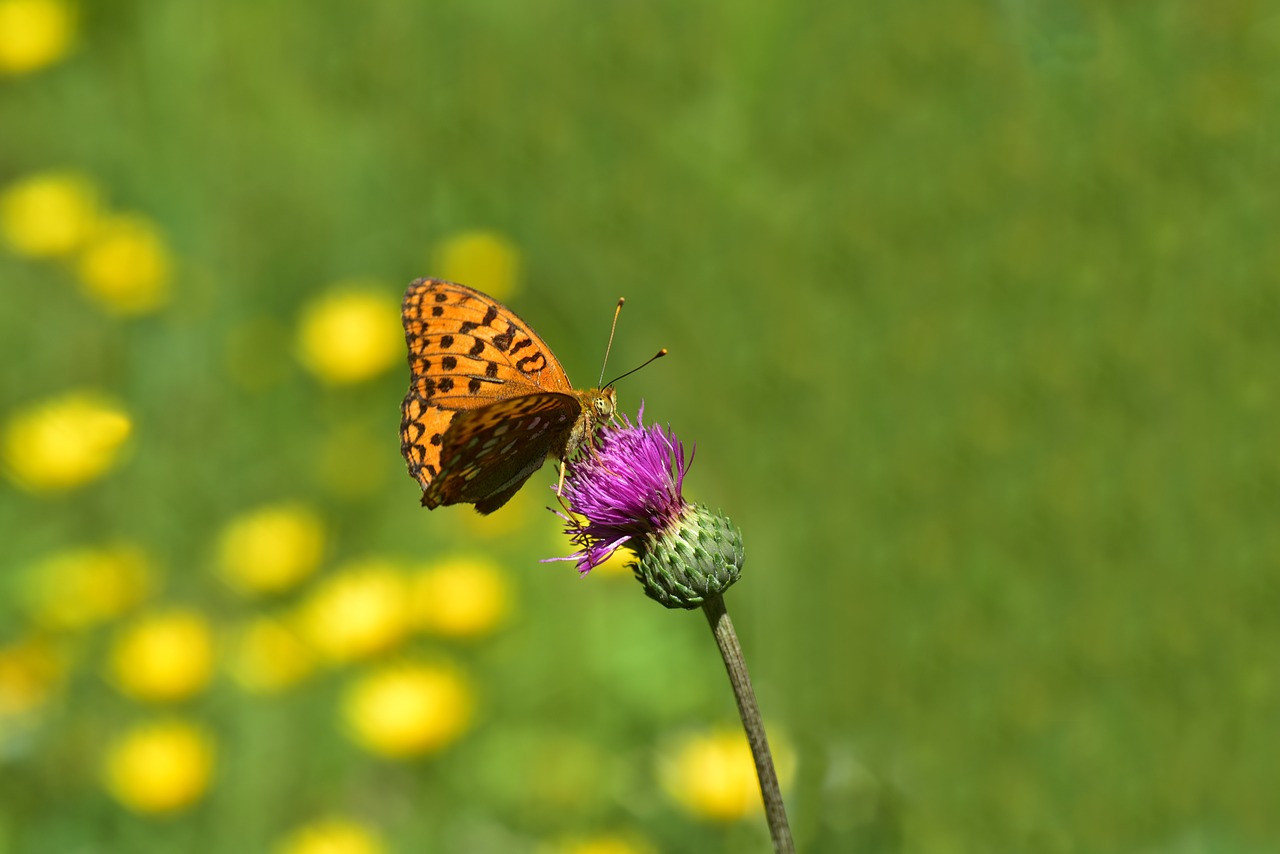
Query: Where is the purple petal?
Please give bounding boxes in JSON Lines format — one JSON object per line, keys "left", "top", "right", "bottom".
{"left": 546, "top": 407, "right": 691, "bottom": 575}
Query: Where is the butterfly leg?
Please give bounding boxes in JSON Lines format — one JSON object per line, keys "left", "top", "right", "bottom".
{"left": 554, "top": 488, "right": 575, "bottom": 518}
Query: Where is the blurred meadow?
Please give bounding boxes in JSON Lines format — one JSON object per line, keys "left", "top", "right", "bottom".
{"left": 2, "top": 1, "right": 1279, "bottom": 852}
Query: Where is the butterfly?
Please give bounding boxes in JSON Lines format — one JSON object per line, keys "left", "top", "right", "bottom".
{"left": 399, "top": 278, "right": 618, "bottom": 514}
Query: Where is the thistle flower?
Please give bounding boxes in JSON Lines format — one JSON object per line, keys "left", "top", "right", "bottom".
{"left": 549, "top": 407, "right": 743, "bottom": 609}
{"left": 546, "top": 407, "right": 793, "bottom": 852}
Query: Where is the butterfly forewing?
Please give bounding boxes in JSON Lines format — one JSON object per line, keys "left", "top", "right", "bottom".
{"left": 400, "top": 394, "right": 456, "bottom": 486}
{"left": 402, "top": 279, "right": 573, "bottom": 407}
{"left": 399, "top": 278, "right": 610, "bottom": 514}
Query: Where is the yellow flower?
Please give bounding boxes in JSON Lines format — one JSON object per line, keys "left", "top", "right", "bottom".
{"left": 216, "top": 503, "right": 325, "bottom": 596}
{"left": 462, "top": 484, "right": 533, "bottom": 538}
{"left": 552, "top": 515, "right": 633, "bottom": 576}
{"left": 77, "top": 214, "right": 172, "bottom": 315}
{"left": 2, "top": 390, "right": 131, "bottom": 492}
{"left": 0, "top": 637, "right": 68, "bottom": 754}
{"left": 0, "top": 636, "right": 65, "bottom": 718}
{"left": 542, "top": 836, "right": 657, "bottom": 854}
{"left": 0, "top": 0, "right": 75, "bottom": 75}
{"left": 276, "top": 817, "right": 385, "bottom": 854}
{"left": 435, "top": 230, "right": 521, "bottom": 300}
{"left": 298, "top": 560, "right": 411, "bottom": 663}
{"left": 108, "top": 609, "right": 214, "bottom": 702}
{"left": 103, "top": 719, "right": 215, "bottom": 814}
{"left": 227, "top": 616, "right": 314, "bottom": 694}
{"left": 341, "top": 661, "right": 473, "bottom": 758}
{"left": 412, "top": 556, "right": 510, "bottom": 639}
{"left": 593, "top": 549, "right": 635, "bottom": 576}
{"left": 296, "top": 284, "right": 401, "bottom": 384}
{"left": 23, "top": 543, "right": 153, "bottom": 630}
{"left": 0, "top": 171, "right": 98, "bottom": 256}
{"left": 659, "top": 728, "right": 796, "bottom": 821}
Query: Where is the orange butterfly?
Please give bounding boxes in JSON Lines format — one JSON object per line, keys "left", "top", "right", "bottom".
{"left": 399, "top": 278, "right": 618, "bottom": 514}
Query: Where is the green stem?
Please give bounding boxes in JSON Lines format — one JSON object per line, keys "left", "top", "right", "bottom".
{"left": 702, "top": 594, "right": 795, "bottom": 854}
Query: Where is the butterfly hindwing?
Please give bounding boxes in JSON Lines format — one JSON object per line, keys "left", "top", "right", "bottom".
{"left": 424, "top": 392, "right": 581, "bottom": 513}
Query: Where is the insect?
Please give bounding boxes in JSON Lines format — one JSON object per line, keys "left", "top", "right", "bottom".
{"left": 399, "top": 278, "right": 652, "bottom": 514}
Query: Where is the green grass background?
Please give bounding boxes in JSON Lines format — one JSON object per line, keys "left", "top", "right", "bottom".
{"left": 3, "top": 1, "right": 1280, "bottom": 852}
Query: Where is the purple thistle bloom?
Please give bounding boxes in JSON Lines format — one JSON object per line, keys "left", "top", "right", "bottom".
{"left": 548, "top": 406, "right": 743, "bottom": 609}
{"left": 549, "top": 406, "right": 693, "bottom": 575}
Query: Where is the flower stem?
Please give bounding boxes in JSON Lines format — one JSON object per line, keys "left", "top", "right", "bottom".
{"left": 702, "top": 594, "right": 795, "bottom": 854}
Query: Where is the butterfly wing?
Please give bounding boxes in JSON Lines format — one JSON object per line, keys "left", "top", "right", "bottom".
{"left": 401, "top": 278, "right": 573, "bottom": 409}
{"left": 400, "top": 278, "right": 582, "bottom": 511}
{"left": 400, "top": 397, "right": 457, "bottom": 488}
{"left": 424, "top": 392, "right": 582, "bottom": 514}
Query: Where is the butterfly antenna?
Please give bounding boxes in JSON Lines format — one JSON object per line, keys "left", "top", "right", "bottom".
{"left": 603, "top": 348, "right": 668, "bottom": 388}
{"left": 598, "top": 297, "right": 625, "bottom": 386}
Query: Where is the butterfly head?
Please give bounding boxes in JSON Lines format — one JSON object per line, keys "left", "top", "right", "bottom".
{"left": 564, "top": 386, "right": 617, "bottom": 460}
{"left": 592, "top": 386, "right": 618, "bottom": 420}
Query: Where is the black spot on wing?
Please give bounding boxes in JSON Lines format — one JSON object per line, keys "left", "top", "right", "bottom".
{"left": 492, "top": 324, "right": 518, "bottom": 353}
{"left": 516, "top": 352, "right": 548, "bottom": 373}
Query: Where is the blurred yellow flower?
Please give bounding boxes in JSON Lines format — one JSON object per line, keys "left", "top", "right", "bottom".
{"left": 0, "top": 0, "right": 75, "bottom": 75}
{"left": 298, "top": 560, "right": 411, "bottom": 663}
{"left": 551, "top": 515, "right": 633, "bottom": 576}
{"left": 435, "top": 230, "right": 521, "bottom": 300}
{"left": 659, "top": 728, "right": 796, "bottom": 821}
{"left": 0, "top": 637, "right": 67, "bottom": 754}
{"left": 0, "top": 636, "right": 65, "bottom": 718}
{"left": 108, "top": 609, "right": 214, "bottom": 702}
{"left": 216, "top": 503, "right": 325, "bottom": 596}
{"left": 227, "top": 616, "right": 314, "bottom": 694}
{"left": 23, "top": 543, "right": 152, "bottom": 630}
{"left": 341, "top": 661, "right": 473, "bottom": 758}
{"left": 2, "top": 390, "right": 131, "bottom": 492}
{"left": 543, "top": 836, "right": 656, "bottom": 854}
{"left": 412, "top": 556, "right": 510, "bottom": 639}
{"left": 594, "top": 549, "right": 635, "bottom": 576}
{"left": 296, "top": 284, "right": 401, "bottom": 384}
{"left": 276, "top": 817, "right": 385, "bottom": 854}
{"left": 462, "top": 483, "right": 533, "bottom": 538}
{"left": 103, "top": 719, "right": 215, "bottom": 814}
{"left": 0, "top": 171, "right": 98, "bottom": 256}
{"left": 77, "top": 214, "right": 172, "bottom": 315}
